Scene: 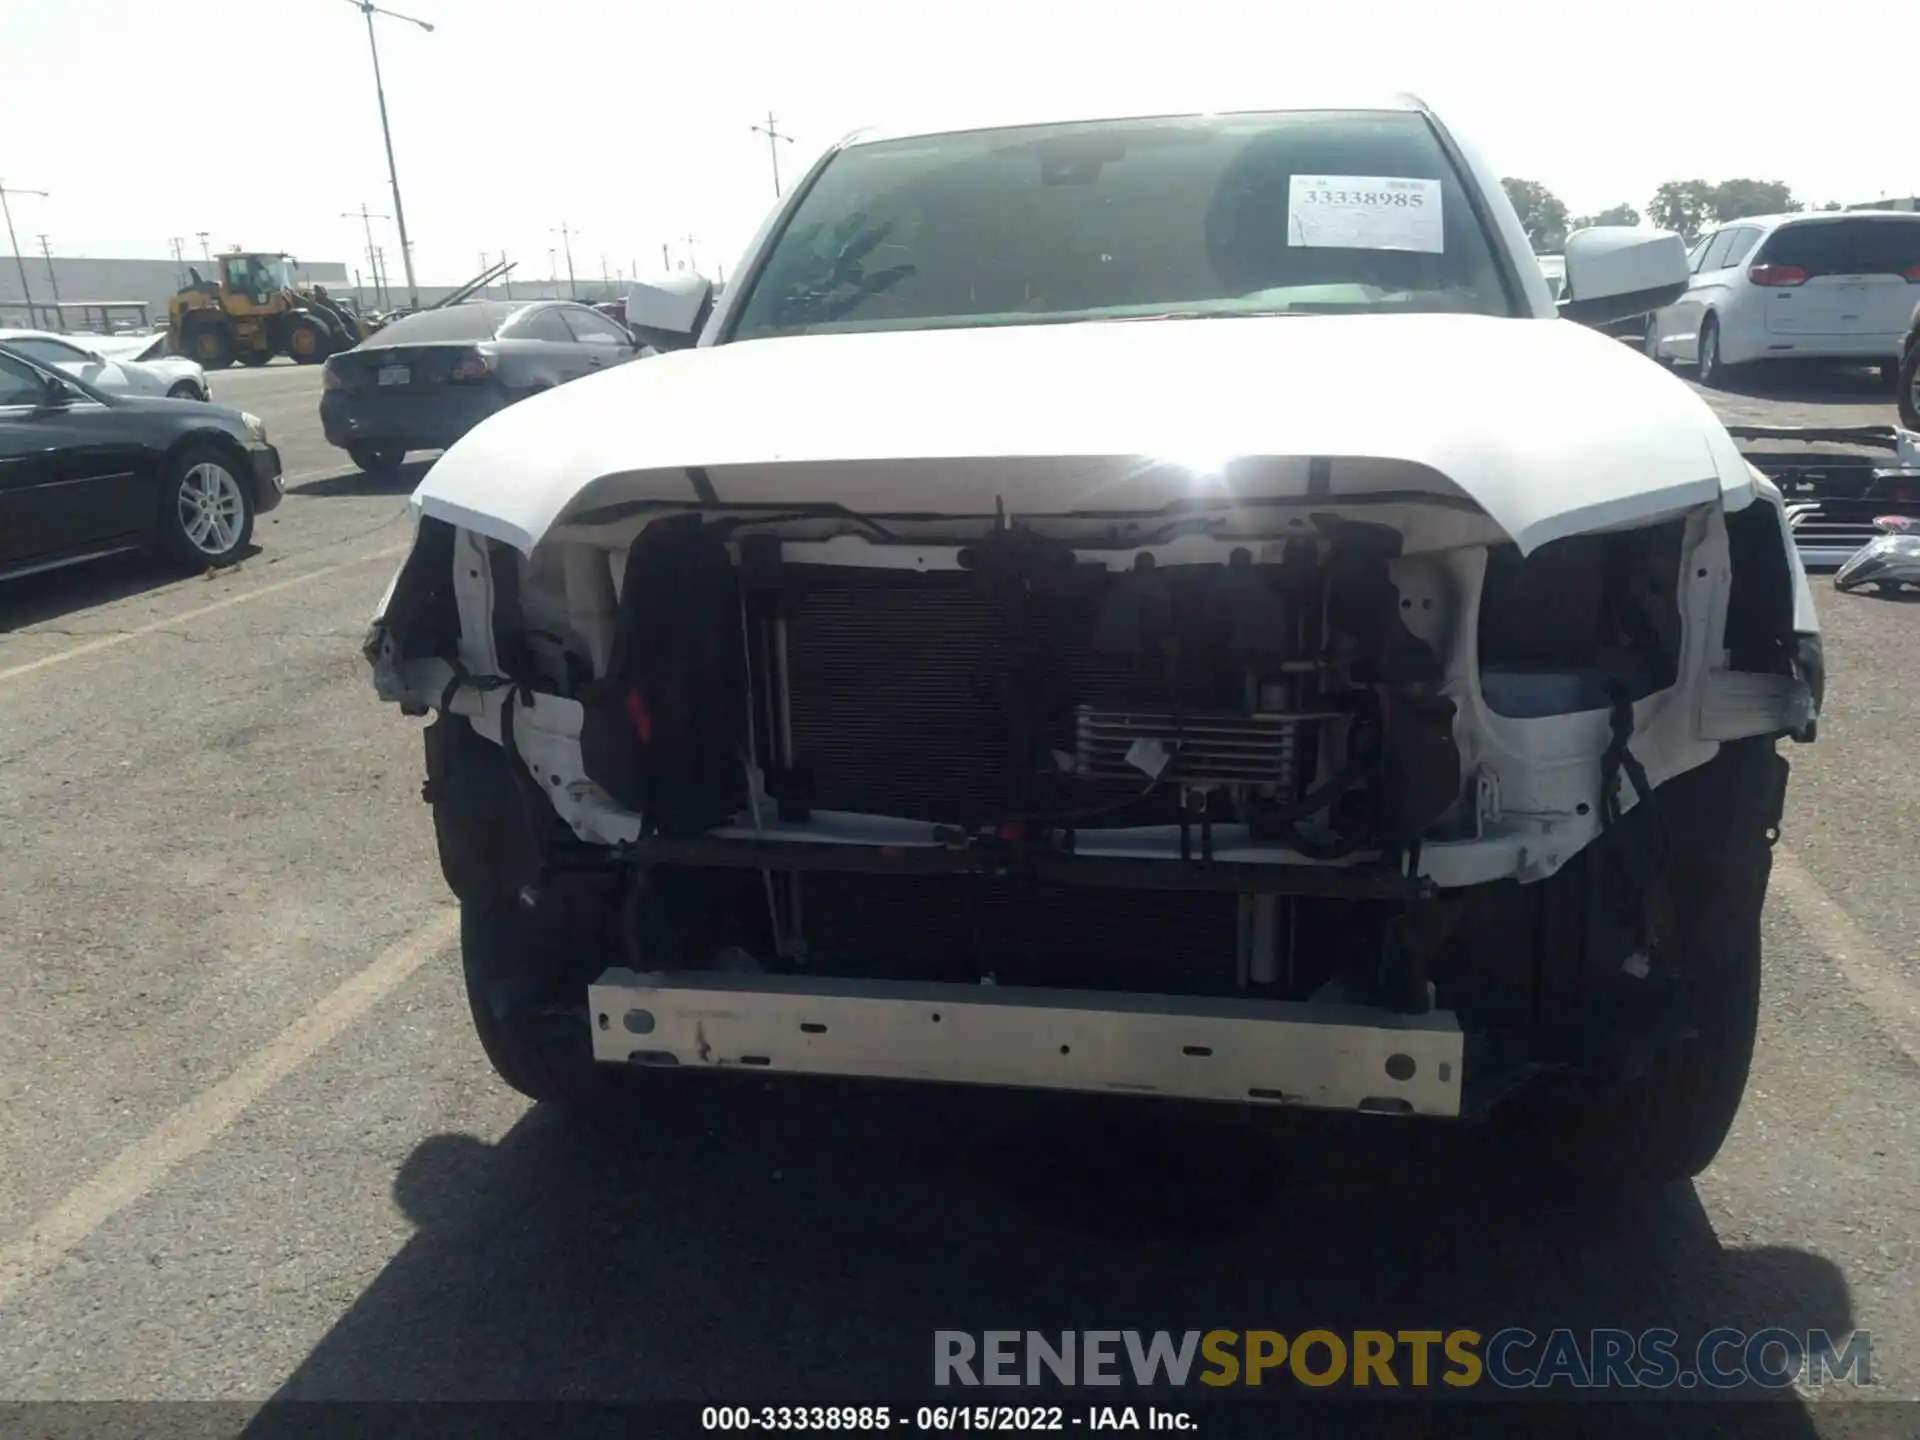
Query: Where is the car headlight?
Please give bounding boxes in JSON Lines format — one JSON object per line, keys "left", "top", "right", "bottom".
{"left": 241, "top": 411, "right": 269, "bottom": 443}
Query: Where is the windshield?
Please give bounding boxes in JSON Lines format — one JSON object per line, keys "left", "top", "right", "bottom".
{"left": 729, "top": 110, "right": 1512, "bottom": 340}
{"left": 259, "top": 256, "right": 296, "bottom": 289}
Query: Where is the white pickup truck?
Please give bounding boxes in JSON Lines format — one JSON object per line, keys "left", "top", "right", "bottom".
{"left": 366, "top": 92, "right": 1822, "bottom": 1187}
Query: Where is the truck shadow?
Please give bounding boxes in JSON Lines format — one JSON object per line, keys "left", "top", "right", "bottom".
{"left": 246, "top": 1079, "right": 1848, "bottom": 1430}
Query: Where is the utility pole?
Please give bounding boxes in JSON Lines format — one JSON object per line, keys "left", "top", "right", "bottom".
{"left": 372, "top": 245, "right": 390, "bottom": 308}
{"left": 552, "top": 223, "right": 578, "bottom": 296}
{"left": 661, "top": 241, "right": 670, "bottom": 270}
{"left": 681, "top": 232, "right": 699, "bottom": 273}
{"left": 548, "top": 247, "right": 558, "bottom": 293}
{"left": 751, "top": 111, "right": 795, "bottom": 197}
{"left": 343, "top": 0, "right": 433, "bottom": 310}
{"left": 196, "top": 231, "right": 211, "bottom": 262}
{"left": 36, "top": 235, "right": 61, "bottom": 310}
{"left": 500, "top": 251, "right": 511, "bottom": 299}
{"left": 0, "top": 181, "right": 48, "bottom": 325}
{"left": 343, "top": 203, "right": 393, "bottom": 309}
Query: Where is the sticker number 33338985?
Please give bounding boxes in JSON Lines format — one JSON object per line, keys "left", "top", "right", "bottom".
{"left": 1287, "top": 175, "right": 1444, "bottom": 254}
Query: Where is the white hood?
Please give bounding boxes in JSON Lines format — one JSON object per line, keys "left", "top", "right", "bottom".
{"left": 412, "top": 311, "right": 1756, "bottom": 557}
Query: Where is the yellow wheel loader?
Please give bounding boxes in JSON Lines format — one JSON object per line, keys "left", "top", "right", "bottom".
{"left": 167, "top": 252, "right": 377, "bottom": 370}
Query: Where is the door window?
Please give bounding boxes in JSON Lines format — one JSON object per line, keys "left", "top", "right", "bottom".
{"left": 0, "top": 353, "right": 48, "bottom": 406}
{"left": 1720, "top": 227, "right": 1762, "bottom": 268}
{"left": 500, "top": 307, "right": 576, "bottom": 343}
{"left": 1697, "top": 230, "right": 1739, "bottom": 272}
{"left": 561, "top": 307, "right": 633, "bottom": 346}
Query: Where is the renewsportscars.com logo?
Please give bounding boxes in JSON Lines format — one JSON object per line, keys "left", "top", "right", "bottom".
{"left": 934, "top": 1328, "right": 1872, "bottom": 1391}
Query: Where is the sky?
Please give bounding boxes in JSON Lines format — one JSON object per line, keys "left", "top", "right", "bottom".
{"left": 3, "top": 0, "right": 1910, "bottom": 289}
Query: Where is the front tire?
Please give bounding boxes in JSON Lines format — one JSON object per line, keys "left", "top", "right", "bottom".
{"left": 185, "top": 323, "right": 235, "bottom": 371}
{"left": 157, "top": 444, "right": 254, "bottom": 569}
{"left": 1517, "top": 737, "right": 1779, "bottom": 1187}
{"left": 286, "top": 318, "right": 330, "bottom": 364}
{"left": 347, "top": 443, "right": 406, "bottom": 473}
{"left": 1898, "top": 341, "right": 1920, "bottom": 430}
{"left": 461, "top": 896, "right": 624, "bottom": 1109}
{"left": 1642, "top": 315, "right": 1668, "bottom": 366}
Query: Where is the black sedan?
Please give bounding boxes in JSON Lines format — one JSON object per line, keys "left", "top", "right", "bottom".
{"left": 320, "top": 299, "right": 646, "bottom": 474}
{"left": 0, "top": 342, "right": 283, "bottom": 582}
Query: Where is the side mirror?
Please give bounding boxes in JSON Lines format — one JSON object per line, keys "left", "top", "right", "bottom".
{"left": 1558, "top": 227, "right": 1690, "bottom": 326}
{"left": 626, "top": 272, "right": 713, "bottom": 350}
{"left": 36, "top": 375, "right": 79, "bottom": 409}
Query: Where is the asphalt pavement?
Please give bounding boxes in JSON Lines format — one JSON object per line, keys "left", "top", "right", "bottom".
{"left": 0, "top": 358, "right": 1916, "bottom": 1429}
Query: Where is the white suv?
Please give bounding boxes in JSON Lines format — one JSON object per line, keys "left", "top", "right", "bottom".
{"left": 1646, "top": 210, "right": 1920, "bottom": 386}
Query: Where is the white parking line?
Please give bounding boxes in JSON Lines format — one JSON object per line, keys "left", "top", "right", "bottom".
{"left": 1771, "top": 849, "right": 1920, "bottom": 1067}
{"left": 0, "top": 542, "right": 408, "bottom": 686}
{"left": 0, "top": 909, "right": 459, "bottom": 1310}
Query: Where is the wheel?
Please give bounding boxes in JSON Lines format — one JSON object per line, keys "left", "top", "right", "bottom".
{"left": 184, "top": 323, "right": 234, "bottom": 371}
{"left": 347, "top": 443, "right": 406, "bottom": 473}
{"left": 1642, "top": 315, "right": 1668, "bottom": 366}
{"left": 1511, "top": 737, "right": 1778, "bottom": 1187}
{"left": 286, "top": 319, "right": 330, "bottom": 364}
{"left": 166, "top": 380, "right": 204, "bottom": 401}
{"left": 1898, "top": 342, "right": 1920, "bottom": 431}
{"left": 1695, "top": 314, "right": 1733, "bottom": 388}
{"left": 461, "top": 893, "right": 629, "bottom": 1108}
{"left": 157, "top": 444, "right": 254, "bottom": 569}
{"left": 237, "top": 350, "right": 273, "bottom": 368}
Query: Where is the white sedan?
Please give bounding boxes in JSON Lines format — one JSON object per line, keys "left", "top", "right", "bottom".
{"left": 0, "top": 328, "right": 210, "bottom": 401}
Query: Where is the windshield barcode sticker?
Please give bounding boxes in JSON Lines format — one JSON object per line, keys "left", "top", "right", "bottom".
{"left": 1287, "top": 175, "right": 1444, "bottom": 253}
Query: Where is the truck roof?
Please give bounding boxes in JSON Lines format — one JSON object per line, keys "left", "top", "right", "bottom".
{"left": 840, "top": 90, "right": 1431, "bottom": 149}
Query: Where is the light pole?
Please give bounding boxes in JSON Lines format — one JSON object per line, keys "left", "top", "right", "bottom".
{"left": 196, "top": 231, "right": 211, "bottom": 263}
{"left": 752, "top": 111, "right": 794, "bottom": 197}
{"left": 341, "top": 0, "right": 432, "bottom": 310}
{"left": 552, "top": 223, "right": 578, "bottom": 297}
{"left": 0, "top": 181, "right": 48, "bottom": 325}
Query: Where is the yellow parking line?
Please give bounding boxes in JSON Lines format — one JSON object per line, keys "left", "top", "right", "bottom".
{"left": 0, "top": 909, "right": 460, "bottom": 1310}
{"left": 0, "top": 543, "right": 408, "bottom": 685}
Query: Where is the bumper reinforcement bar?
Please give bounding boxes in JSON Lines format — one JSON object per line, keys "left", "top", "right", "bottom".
{"left": 586, "top": 969, "right": 1465, "bottom": 1117}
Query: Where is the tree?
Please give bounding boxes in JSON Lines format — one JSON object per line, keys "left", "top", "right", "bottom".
{"left": 1648, "top": 181, "right": 1715, "bottom": 240}
{"left": 1707, "top": 179, "right": 1797, "bottom": 221}
{"left": 1570, "top": 202, "right": 1642, "bottom": 230}
{"left": 1502, "top": 178, "right": 1569, "bottom": 252}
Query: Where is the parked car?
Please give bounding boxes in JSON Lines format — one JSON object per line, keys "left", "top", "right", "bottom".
{"left": 1645, "top": 211, "right": 1920, "bottom": 386}
{"left": 1898, "top": 298, "right": 1920, "bottom": 429}
{"left": 365, "top": 94, "right": 1821, "bottom": 1190}
{"left": 320, "top": 299, "right": 646, "bottom": 474}
{"left": 0, "top": 342, "right": 281, "bottom": 579}
{"left": 0, "top": 327, "right": 211, "bottom": 401}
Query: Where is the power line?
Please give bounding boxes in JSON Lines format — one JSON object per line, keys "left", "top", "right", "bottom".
{"left": 342, "top": 203, "right": 393, "bottom": 309}
{"left": 0, "top": 180, "right": 49, "bottom": 323}
{"left": 35, "top": 234, "right": 60, "bottom": 308}
{"left": 751, "top": 111, "right": 795, "bottom": 197}
{"left": 552, "top": 223, "right": 579, "bottom": 296}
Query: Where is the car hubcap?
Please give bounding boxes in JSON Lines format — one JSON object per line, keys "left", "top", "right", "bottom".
{"left": 178, "top": 463, "right": 244, "bottom": 555}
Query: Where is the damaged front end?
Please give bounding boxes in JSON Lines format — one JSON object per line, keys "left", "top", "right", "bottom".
{"left": 367, "top": 450, "right": 1814, "bottom": 1120}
